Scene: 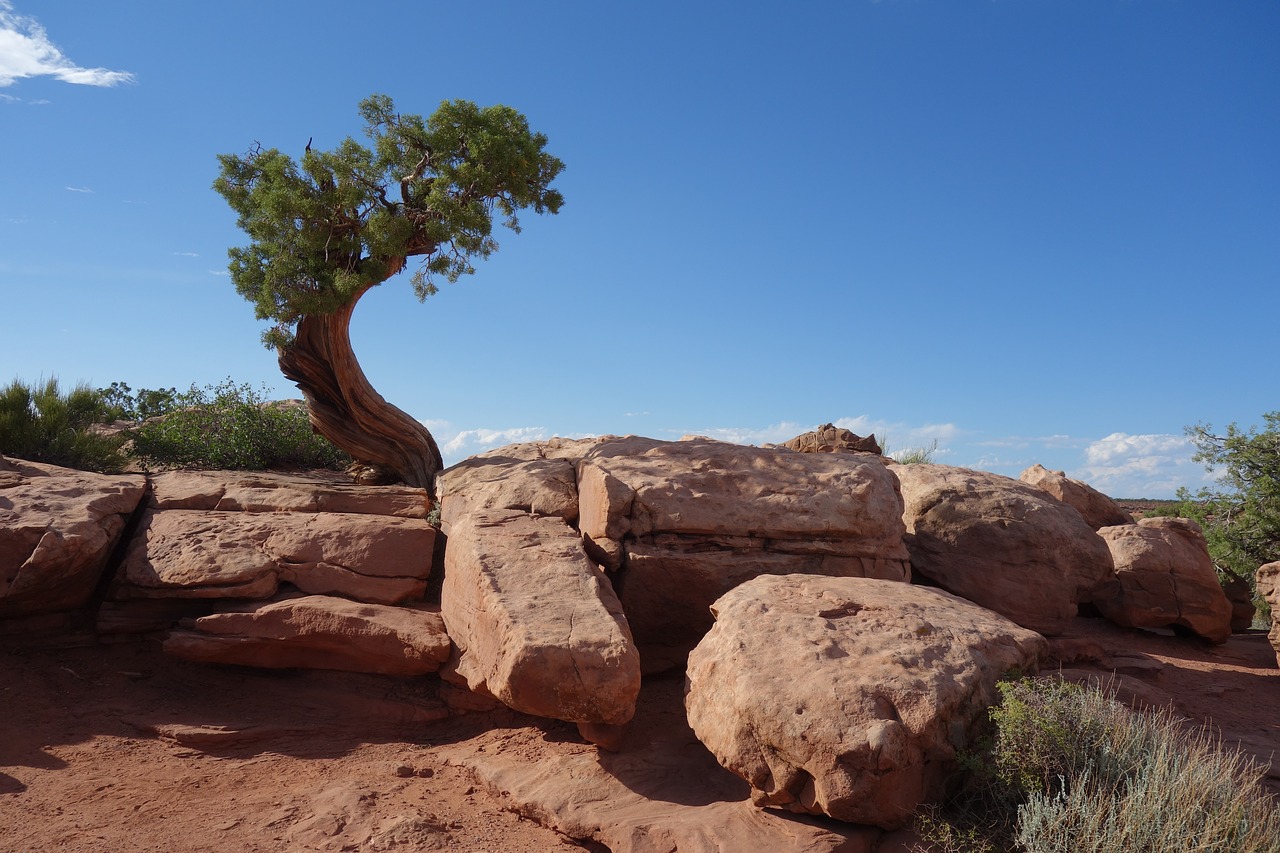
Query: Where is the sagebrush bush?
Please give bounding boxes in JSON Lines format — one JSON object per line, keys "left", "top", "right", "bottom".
{"left": 129, "top": 379, "right": 350, "bottom": 471}
{"left": 0, "top": 378, "right": 126, "bottom": 472}
{"left": 915, "top": 678, "right": 1280, "bottom": 852}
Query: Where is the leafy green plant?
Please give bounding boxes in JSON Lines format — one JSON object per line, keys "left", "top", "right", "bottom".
{"left": 914, "top": 678, "right": 1280, "bottom": 852}
{"left": 0, "top": 378, "right": 127, "bottom": 472}
{"left": 130, "top": 378, "right": 350, "bottom": 471}
{"left": 98, "top": 381, "right": 180, "bottom": 422}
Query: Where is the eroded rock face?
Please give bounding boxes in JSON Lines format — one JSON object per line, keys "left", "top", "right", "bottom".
{"left": 1256, "top": 562, "right": 1280, "bottom": 667}
{"left": 1019, "top": 463, "right": 1134, "bottom": 529}
{"left": 436, "top": 441, "right": 586, "bottom": 533}
{"left": 0, "top": 457, "right": 146, "bottom": 618}
{"left": 893, "top": 464, "right": 1116, "bottom": 635}
{"left": 163, "top": 594, "right": 452, "bottom": 675}
{"left": 440, "top": 509, "right": 640, "bottom": 726}
{"left": 113, "top": 509, "right": 435, "bottom": 604}
{"left": 578, "top": 437, "right": 911, "bottom": 671}
{"left": 148, "top": 470, "right": 431, "bottom": 518}
{"left": 685, "top": 574, "right": 1047, "bottom": 830}
{"left": 781, "top": 423, "right": 882, "bottom": 456}
{"left": 1095, "top": 518, "right": 1233, "bottom": 643}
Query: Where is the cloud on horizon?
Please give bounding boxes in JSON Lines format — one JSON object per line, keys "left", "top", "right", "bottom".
{"left": 1080, "top": 432, "right": 1213, "bottom": 497}
{"left": 0, "top": 2, "right": 135, "bottom": 88}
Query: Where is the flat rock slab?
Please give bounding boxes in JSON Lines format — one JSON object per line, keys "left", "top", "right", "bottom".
{"left": 0, "top": 456, "right": 146, "bottom": 618}
{"left": 163, "top": 594, "right": 452, "bottom": 675}
{"left": 148, "top": 470, "right": 431, "bottom": 518}
{"left": 894, "top": 463, "right": 1116, "bottom": 635}
{"left": 1095, "top": 517, "right": 1232, "bottom": 643}
{"left": 441, "top": 510, "right": 640, "bottom": 726}
{"left": 114, "top": 509, "right": 435, "bottom": 604}
{"left": 685, "top": 574, "right": 1047, "bottom": 830}
{"left": 437, "top": 676, "right": 887, "bottom": 853}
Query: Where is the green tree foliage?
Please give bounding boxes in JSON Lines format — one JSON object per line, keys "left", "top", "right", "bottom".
{"left": 214, "top": 94, "right": 565, "bottom": 349}
{"left": 130, "top": 379, "right": 350, "bottom": 471}
{"left": 1174, "top": 413, "right": 1280, "bottom": 585}
{"left": 0, "top": 378, "right": 126, "bottom": 472}
{"left": 98, "top": 381, "right": 180, "bottom": 422}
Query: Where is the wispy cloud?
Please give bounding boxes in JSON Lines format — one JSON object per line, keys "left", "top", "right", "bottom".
{"left": 172, "top": 251, "right": 200, "bottom": 257}
{"left": 207, "top": 269, "right": 229, "bottom": 276}
{"left": 64, "top": 185, "right": 93, "bottom": 193}
{"left": 0, "top": 2, "right": 136, "bottom": 88}
{"left": 420, "top": 420, "right": 586, "bottom": 465}
{"left": 1079, "top": 432, "right": 1212, "bottom": 497}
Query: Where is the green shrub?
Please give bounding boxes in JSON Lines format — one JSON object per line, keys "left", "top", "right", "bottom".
{"left": 130, "top": 379, "right": 350, "bottom": 471}
{"left": 98, "top": 381, "right": 180, "bottom": 422}
{"left": 0, "top": 378, "right": 127, "bottom": 472}
{"left": 915, "top": 678, "right": 1280, "bottom": 852}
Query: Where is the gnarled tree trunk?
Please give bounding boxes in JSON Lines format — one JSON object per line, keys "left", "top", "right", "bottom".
{"left": 277, "top": 284, "right": 443, "bottom": 494}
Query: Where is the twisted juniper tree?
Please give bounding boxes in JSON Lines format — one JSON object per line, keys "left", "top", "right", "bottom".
{"left": 214, "top": 95, "right": 563, "bottom": 493}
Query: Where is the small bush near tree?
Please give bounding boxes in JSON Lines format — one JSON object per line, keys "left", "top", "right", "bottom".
{"left": 0, "top": 378, "right": 126, "bottom": 472}
{"left": 914, "top": 678, "right": 1280, "bottom": 852}
{"left": 130, "top": 379, "right": 350, "bottom": 471}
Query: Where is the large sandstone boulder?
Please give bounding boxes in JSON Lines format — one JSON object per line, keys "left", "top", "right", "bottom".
{"left": 781, "top": 423, "right": 882, "bottom": 456}
{"left": 893, "top": 464, "right": 1116, "bottom": 635}
{"left": 1095, "top": 518, "right": 1233, "bottom": 643}
{"left": 435, "top": 438, "right": 590, "bottom": 533}
{"left": 1256, "top": 562, "right": 1280, "bottom": 667}
{"left": 1019, "top": 463, "right": 1134, "bottom": 529}
{"left": 578, "top": 437, "right": 911, "bottom": 671}
{"left": 0, "top": 456, "right": 146, "bottom": 619}
{"left": 685, "top": 574, "right": 1047, "bottom": 829}
{"left": 440, "top": 509, "right": 640, "bottom": 728}
{"left": 113, "top": 509, "right": 435, "bottom": 604}
{"left": 163, "top": 594, "right": 451, "bottom": 675}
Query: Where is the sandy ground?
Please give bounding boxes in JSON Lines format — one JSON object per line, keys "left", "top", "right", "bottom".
{"left": 1, "top": 618, "right": 1277, "bottom": 853}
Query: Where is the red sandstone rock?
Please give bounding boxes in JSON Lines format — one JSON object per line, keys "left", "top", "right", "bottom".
{"left": 893, "top": 463, "right": 1116, "bottom": 635}
{"left": 1019, "top": 463, "right": 1134, "bottom": 529}
{"left": 1095, "top": 517, "right": 1233, "bottom": 643}
{"left": 685, "top": 574, "right": 1046, "bottom": 829}
{"left": 0, "top": 456, "right": 146, "bottom": 618}
{"left": 163, "top": 594, "right": 451, "bottom": 675}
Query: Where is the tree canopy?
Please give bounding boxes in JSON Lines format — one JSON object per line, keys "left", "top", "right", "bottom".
{"left": 212, "top": 95, "right": 564, "bottom": 491}
{"left": 214, "top": 94, "right": 565, "bottom": 348}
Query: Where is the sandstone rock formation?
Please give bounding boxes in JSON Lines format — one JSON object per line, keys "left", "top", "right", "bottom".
{"left": 1257, "top": 561, "right": 1280, "bottom": 667}
{"left": 441, "top": 509, "right": 640, "bottom": 728}
{"left": 893, "top": 463, "right": 1116, "bottom": 635}
{"left": 163, "top": 594, "right": 452, "bottom": 675}
{"left": 1019, "top": 463, "right": 1134, "bottom": 529}
{"left": 685, "top": 574, "right": 1047, "bottom": 829}
{"left": 1095, "top": 517, "right": 1233, "bottom": 643}
{"left": 148, "top": 469, "right": 432, "bottom": 518}
{"left": 112, "top": 509, "right": 436, "bottom": 605}
{"left": 0, "top": 456, "right": 146, "bottom": 621}
{"left": 578, "top": 436, "right": 911, "bottom": 671}
{"left": 781, "top": 423, "right": 882, "bottom": 456}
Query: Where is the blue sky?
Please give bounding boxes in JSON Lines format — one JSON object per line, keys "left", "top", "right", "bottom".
{"left": 2, "top": 1, "right": 1276, "bottom": 497}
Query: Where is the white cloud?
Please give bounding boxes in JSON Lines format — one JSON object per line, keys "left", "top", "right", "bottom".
{"left": 207, "top": 269, "right": 229, "bottom": 276}
{"left": 64, "top": 185, "right": 93, "bottom": 193}
{"left": 0, "top": 2, "right": 135, "bottom": 88}
{"left": 1079, "top": 432, "right": 1212, "bottom": 497}
{"left": 172, "top": 251, "right": 200, "bottom": 257}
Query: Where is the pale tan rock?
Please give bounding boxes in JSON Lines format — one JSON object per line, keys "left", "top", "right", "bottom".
{"left": 893, "top": 464, "right": 1116, "bottom": 635}
{"left": 578, "top": 436, "right": 910, "bottom": 671}
{"left": 436, "top": 452, "right": 578, "bottom": 534}
{"left": 113, "top": 509, "right": 435, "bottom": 604}
{"left": 1256, "top": 562, "right": 1280, "bottom": 667}
{"left": 685, "top": 574, "right": 1046, "bottom": 829}
{"left": 440, "top": 509, "right": 640, "bottom": 726}
{"left": 0, "top": 456, "right": 146, "bottom": 618}
{"left": 148, "top": 470, "right": 431, "bottom": 518}
{"left": 781, "top": 423, "right": 883, "bottom": 455}
{"left": 1095, "top": 518, "right": 1233, "bottom": 643}
{"left": 1019, "top": 463, "right": 1134, "bottom": 529}
{"left": 163, "top": 594, "right": 451, "bottom": 675}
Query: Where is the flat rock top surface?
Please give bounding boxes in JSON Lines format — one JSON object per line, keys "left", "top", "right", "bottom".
{"left": 2, "top": 619, "right": 1277, "bottom": 850}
